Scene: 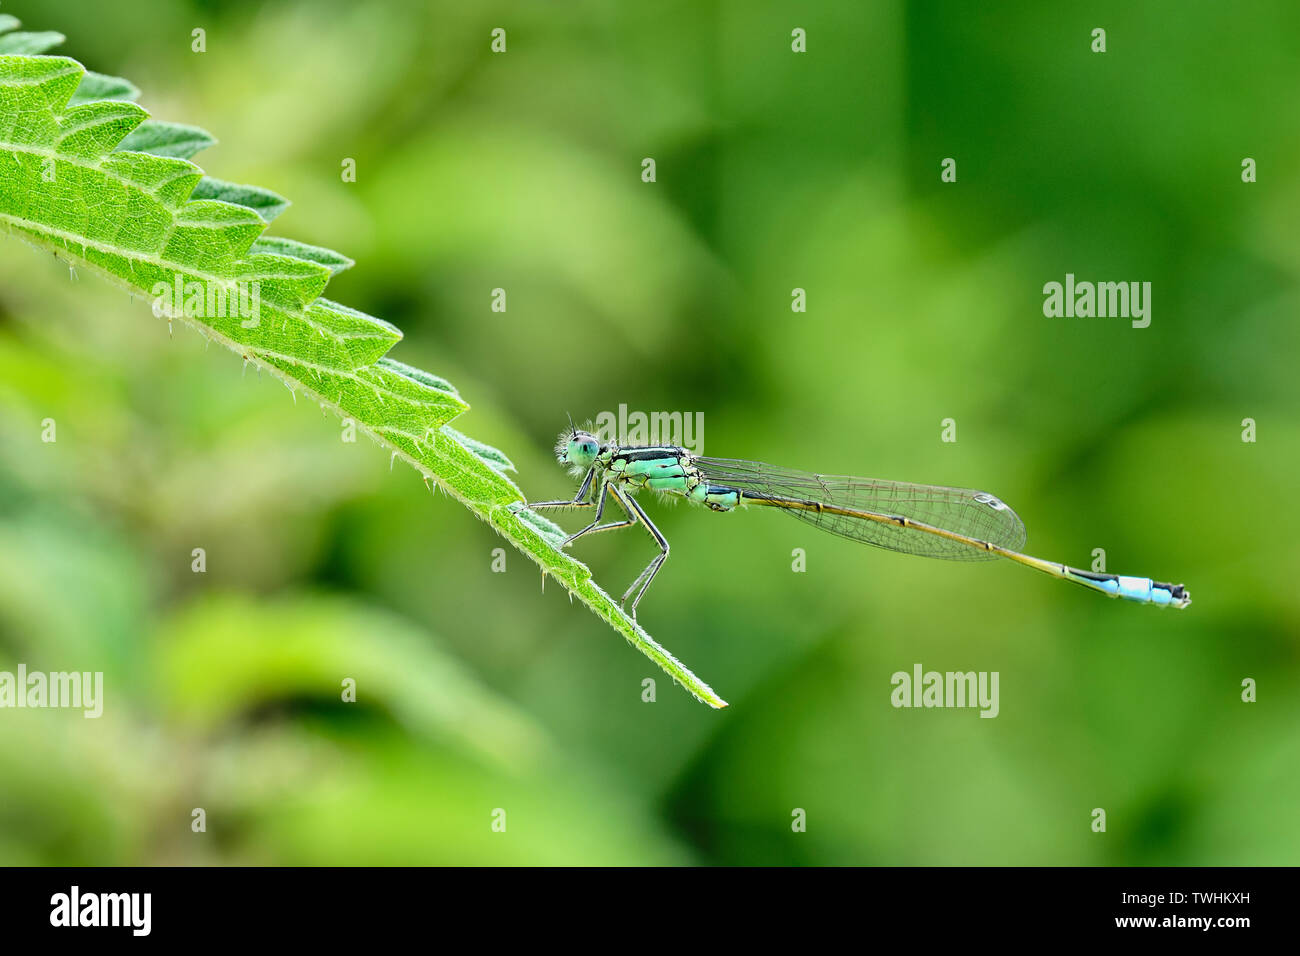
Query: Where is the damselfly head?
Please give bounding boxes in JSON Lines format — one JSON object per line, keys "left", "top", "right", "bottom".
{"left": 556, "top": 429, "right": 602, "bottom": 471}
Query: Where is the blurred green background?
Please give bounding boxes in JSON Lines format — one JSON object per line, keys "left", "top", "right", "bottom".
{"left": 1, "top": 0, "right": 1297, "bottom": 865}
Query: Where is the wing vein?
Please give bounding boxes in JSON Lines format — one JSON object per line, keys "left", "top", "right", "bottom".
{"left": 692, "top": 456, "right": 1027, "bottom": 561}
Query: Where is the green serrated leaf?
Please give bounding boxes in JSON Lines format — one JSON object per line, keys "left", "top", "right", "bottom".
{"left": 70, "top": 71, "right": 140, "bottom": 106}
{"left": 0, "top": 31, "right": 65, "bottom": 56}
{"left": 251, "top": 236, "right": 354, "bottom": 274}
{"left": 444, "top": 425, "right": 516, "bottom": 475}
{"left": 192, "top": 176, "right": 290, "bottom": 222}
{"left": 376, "top": 356, "right": 456, "bottom": 394}
{"left": 117, "top": 119, "right": 216, "bottom": 159}
{"left": 58, "top": 100, "right": 148, "bottom": 158}
{"left": 0, "top": 51, "right": 727, "bottom": 708}
{"left": 309, "top": 300, "right": 402, "bottom": 367}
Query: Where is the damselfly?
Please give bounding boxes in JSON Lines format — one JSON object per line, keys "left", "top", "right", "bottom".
{"left": 527, "top": 424, "right": 1191, "bottom": 618}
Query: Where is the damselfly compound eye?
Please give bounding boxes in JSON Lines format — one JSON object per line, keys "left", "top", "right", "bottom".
{"left": 564, "top": 431, "right": 601, "bottom": 468}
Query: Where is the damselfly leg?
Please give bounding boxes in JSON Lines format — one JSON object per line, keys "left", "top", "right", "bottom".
{"left": 561, "top": 481, "right": 639, "bottom": 548}
{"left": 614, "top": 488, "right": 669, "bottom": 619}
{"left": 527, "top": 476, "right": 669, "bottom": 620}
{"left": 527, "top": 466, "right": 597, "bottom": 510}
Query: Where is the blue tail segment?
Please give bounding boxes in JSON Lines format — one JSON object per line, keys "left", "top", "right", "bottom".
{"left": 1067, "top": 569, "right": 1190, "bottom": 608}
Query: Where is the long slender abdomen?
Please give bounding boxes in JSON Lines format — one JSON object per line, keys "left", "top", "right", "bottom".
{"left": 740, "top": 489, "right": 1191, "bottom": 608}
{"left": 1061, "top": 568, "right": 1190, "bottom": 608}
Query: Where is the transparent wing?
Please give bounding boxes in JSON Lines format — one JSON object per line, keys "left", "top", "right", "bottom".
{"left": 692, "top": 457, "right": 1027, "bottom": 561}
